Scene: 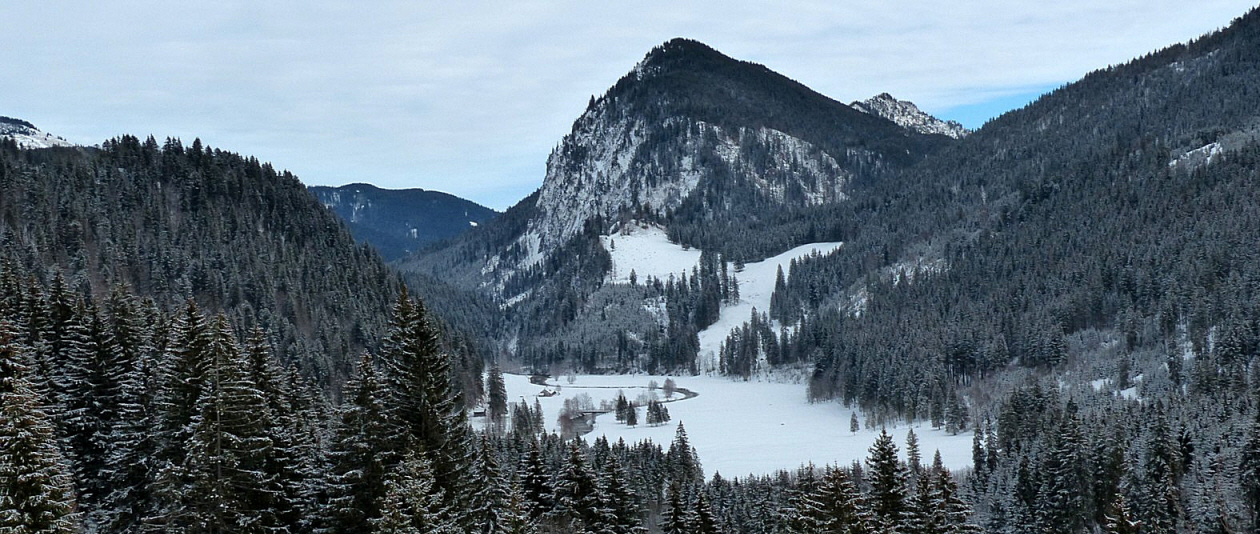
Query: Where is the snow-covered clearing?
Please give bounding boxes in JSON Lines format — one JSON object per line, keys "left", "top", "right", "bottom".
{"left": 599, "top": 223, "right": 842, "bottom": 372}
{"left": 601, "top": 224, "right": 701, "bottom": 284}
{"left": 694, "top": 241, "right": 843, "bottom": 372}
{"left": 503, "top": 373, "right": 974, "bottom": 479}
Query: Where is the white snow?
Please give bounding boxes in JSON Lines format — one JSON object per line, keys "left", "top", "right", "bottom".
{"left": 851, "top": 93, "right": 969, "bottom": 139}
{"left": 601, "top": 223, "right": 702, "bottom": 284}
{"left": 0, "top": 120, "right": 75, "bottom": 149}
{"left": 504, "top": 373, "right": 974, "bottom": 478}
{"left": 1169, "top": 142, "right": 1223, "bottom": 168}
{"left": 597, "top": 223, "right": 841, "bottom": 373}
{"left": 694, "top": 242, "right": 843, "bottom": 372}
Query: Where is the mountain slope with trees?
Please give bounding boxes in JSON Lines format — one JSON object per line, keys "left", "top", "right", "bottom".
{"left": 308, "top": 183, "right": 497, "bottom": 261}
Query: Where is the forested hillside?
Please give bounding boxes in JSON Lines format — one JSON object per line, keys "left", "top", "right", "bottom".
{"left": 0, "top": 136, "right": 402, "bottom": 387}
{"left": 309, "top": 183, "right": 497, "bottom": 261}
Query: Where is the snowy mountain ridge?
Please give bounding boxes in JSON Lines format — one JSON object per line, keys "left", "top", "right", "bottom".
{"left": 851, "top": 93, "right": 969, "bottom": 139}
{"left": 0, "top": 116, "right": 75, "bottom": 149}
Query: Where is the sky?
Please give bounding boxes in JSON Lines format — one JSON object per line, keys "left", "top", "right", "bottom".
{"left": 2, "top": 2, "right": 1255, "bottom": 210}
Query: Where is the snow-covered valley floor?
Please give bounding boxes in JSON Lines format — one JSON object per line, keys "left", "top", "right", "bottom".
{"left": 502, "top": 373, "right": 974, "bottom": 479}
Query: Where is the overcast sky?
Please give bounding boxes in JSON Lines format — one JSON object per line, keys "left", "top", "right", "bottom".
{"left": 2, "top": 2, "right": 1255, "bottom": 210}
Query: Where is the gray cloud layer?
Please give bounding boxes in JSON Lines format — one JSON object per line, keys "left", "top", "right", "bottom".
{"left": 2, "top": 1, "right": 1253, "bottom": 209}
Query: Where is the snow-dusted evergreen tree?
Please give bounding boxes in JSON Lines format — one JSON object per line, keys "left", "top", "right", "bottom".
{"left": 175, "top": 314, "right": 278, "bottom": 532}
{"left": 243, "top": 327, "right": 311, "bottom": 532}
{"left": 930, "top": 452, "right": 981, "bottom": 534}
{"left": 1102, "top": 492, "right": 1140, "bottom": 534}
{"left": 379, "top": 290, "right": 475, "bottom": 521}
{"left": 1039, "top": 411, "right": 1090, "bottom": 533}
{"left": 519, "top": 441, "right": 554, "bottom": 522}
{"left": 661, "top": 483, "right": 691, "bottom": 534}
{"left": 58, "top": 300, "right": 109, "bottom": 520}
{"left": 906, "top": 429, "right": 922, "bottom": 477}
{"left": 468, "top": 436, "right": 512, "bottom": 533}
{"left": 98, "top": 285, "right": 160, "bottom": 534}
{"left": 486, "top": 363, "right": 508, "bottom": 433}
{"left": 547, "top": 440, "right": 612, "bottom": 532}
{"left": 0, "top": 318, "right": 80, "bottom": 533}
{"left": 866, "top": 429, "right": 909, "bottom": 532}
{"left": 371, "top": 447, "right": 456, "bottom": 534}
{"left": 601, "top": 453, "right": 644, "bottom": 533}
{"left": 147, "top": 299, "right": 211, "bottom": 531}
{"left": 322, "top": 352, "right": 393, "bottom": 534}
{"left": 667, "top": 422, "right": 702, "bottom": 485}
{"left": 792, "top": 466, "right": 869, "bottom": 534}
{"left": 692, "top": 492, "right": 721, "bottom": 534}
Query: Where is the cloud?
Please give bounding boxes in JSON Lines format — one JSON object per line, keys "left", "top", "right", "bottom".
{"left": 1, "top": 1, "right": 1254, "bottom": 209}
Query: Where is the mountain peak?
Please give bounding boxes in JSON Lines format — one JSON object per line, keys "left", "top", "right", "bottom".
{"left": 850, "top": 94, "right": 969, "bottom": 139}
{"left": 0, "top": 116, "right": 75, "bottom": 149}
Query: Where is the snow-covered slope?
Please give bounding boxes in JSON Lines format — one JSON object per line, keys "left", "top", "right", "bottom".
{"left": 597, "top": 222, "right": 843, "bottom": 372}
{"left": 0, "top": 117, "right": 74, "bottom": 149}
{"left": 851, "top": 93, "right": 969, "bottom": 139}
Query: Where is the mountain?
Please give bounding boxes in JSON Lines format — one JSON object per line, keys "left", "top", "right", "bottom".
{"left": 399, "top": 37, "right": 960, "bottom": 369}
{"left": 0, "top": 116, "right": 75, "bottom": 149}
{"left": 308, "top": 183, "right": 497, "bottom": 261}
{"left": 851, "top": 93, "right": 969, "bottom": 139}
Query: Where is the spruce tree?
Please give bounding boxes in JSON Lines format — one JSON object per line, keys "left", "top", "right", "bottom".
{"left": 371, "top": 447, "right": 455, "bottom": 534}
{"left": 601, "top": 454, "right": 645, "bottom": 533}
{"left": 486, "top": 363, "right": 508, "bottom": 434}
{"left": 866, "top": 429, "right": 909, "bottom": 532}
{"left": 177, "top": 315, "right": 277, "bottom": 532}
{"left": 548, "top": 440, "right": 611, "bottom": 532}
{"left": 0, "top": 318, "right": 80, "bottom": 533}
{"left": 796, "top": 466, "right": 869, "bottom": 534}
{"left": 661, "top": 483, "right": 691, "bottom": 534}
{"left": 99, "top": 286, "right": 159, "bottom": 534}
{"left": 667, "top": 422, "right": 702, "bottom": 485}
{"left": 379, "top": 290, "right": 474, "bottom": 518}
{"left": 519, "top": 441, "right": 554, "bottom": 522}
{"left": 323, "top": 352, "right": 393, "bottom": 534}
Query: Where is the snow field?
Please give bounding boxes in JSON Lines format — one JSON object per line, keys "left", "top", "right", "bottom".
{"left": 600, "top": 224, "right": 701, "bottom": 284}
{"left": 693, "top": 241, "right": 843, "bottom": 372}
{"left": 502, "top": 373, "right": 974, "bottom": 479}
{"left": 599, "top": 222, "right": 842, "bottom": 373}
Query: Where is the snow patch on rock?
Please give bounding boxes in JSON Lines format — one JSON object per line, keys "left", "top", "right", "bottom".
{"left": 851, "top": 93, "right": 969, "bottom": 139}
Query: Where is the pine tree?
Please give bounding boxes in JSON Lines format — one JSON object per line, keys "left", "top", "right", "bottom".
{"left": 0, "top": 318, "right": 80, "bottom": 533}
{"left": 323, "top": 352, "right": 393, "bottom": 534}
{"left": 625, "top": 404, "right": 638, "bottom": 427}
{"left": 866, "top": 429, "right": 909, "bottom": 532}
{"left": 519, "top": 441, "right": 554, "bottom": 522}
